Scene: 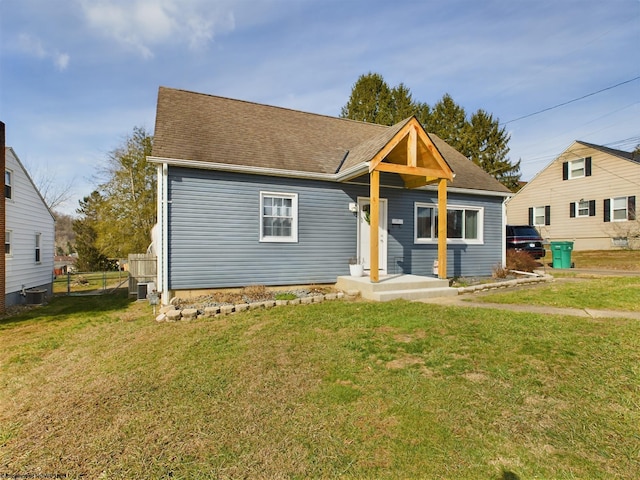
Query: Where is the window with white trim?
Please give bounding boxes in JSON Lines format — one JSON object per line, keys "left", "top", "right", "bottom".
{"left": 532, "top": 206, "right": 546, "bottom": 226}
{"left": 414, "top": 203, "right": 483, "bottom": 244}
{"left": 577, "top": 200, "right": 589, "bottom": 217}
{"left": 5, "top": 230, "right": 11, "bottom": 256}
{"left": 612, "top": 196, "right": 631, "bottom": 221}
{"left": 569, "top": 158, "right": 585, "bottom": 179}
{"left": 5, "top": 170, "right": 12, "bottom": 199}
{"left": 563, "top": 157, "right": 591, "bottom": 180}
{"left": 35, "top": 233, "right": 41, "bottom": 263}
{"left": 260, "top": 192, "right": 298, "bottom": 242}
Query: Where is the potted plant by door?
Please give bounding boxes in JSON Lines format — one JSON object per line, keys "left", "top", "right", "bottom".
{"left": 349, "top": 257, "right": 364, "bottom": 277}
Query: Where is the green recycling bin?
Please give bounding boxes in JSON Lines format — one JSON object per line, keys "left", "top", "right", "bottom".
{"left": 550, "top": 241, "right": 574, "bottom": 268}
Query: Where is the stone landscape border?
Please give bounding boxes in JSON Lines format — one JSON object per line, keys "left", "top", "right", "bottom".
{"left": 154, "top": 274, "right": 554, "bottom": 322}
{"left": 455, "top": 274, "right": 553, "bottom": 295}
{"left": 155, "top": 291, "right": 350, "bottom": 322}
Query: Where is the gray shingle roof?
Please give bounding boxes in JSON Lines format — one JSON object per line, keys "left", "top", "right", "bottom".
{"left": 152, "top": 87, "right": 511, "bottom": 194}
{"left": 576, "top": 141, "right": 639, "bottom": 164}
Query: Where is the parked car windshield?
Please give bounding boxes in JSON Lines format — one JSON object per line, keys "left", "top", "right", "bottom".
{"left": 512, "top": 226, "right": 541, "bottom": 237}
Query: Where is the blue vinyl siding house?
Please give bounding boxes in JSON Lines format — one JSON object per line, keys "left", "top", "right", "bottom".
{"left": 150, "top": 87, "right": 511, "bottom": 303}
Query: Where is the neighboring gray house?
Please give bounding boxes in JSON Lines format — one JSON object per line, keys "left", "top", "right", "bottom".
{"left": 149, "top": 87, "right": 512, "bottom": 303}
{"left": 5, "top": 147, "right": 55, "bottom": 306}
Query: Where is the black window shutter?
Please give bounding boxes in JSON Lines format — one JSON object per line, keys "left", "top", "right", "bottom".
{"left": 629, "top": 196, "right": 636, "bottom": 220}
{"left": 589, "top": 200, "right": 596, "bottom": 216}
{"left": 585, "top": 157, "right": 592, "bottom": 177}
{"left": 545, "top": 205, "right": 551, "bottom": 225}
{"left": 569, "top": 202, "right": 576, "bottom": 218}
{"left": 528, "top": 207, "right": 534, "bottom": 225}
{"left": 562, "top": 162, "right": 568, "bottom": 181}
{"left": 604, "top": 199, "right": 611, "bottom": 222}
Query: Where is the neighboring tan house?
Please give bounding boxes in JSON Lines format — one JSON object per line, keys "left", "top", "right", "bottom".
{"left": 506, "top": 141, "right": 639, "bottom": 250}
{"left": 149, "top": 87, "right": 512, "bottom": 303}
{"left": 5, "top": 147, "right": 55, "bottom": 305}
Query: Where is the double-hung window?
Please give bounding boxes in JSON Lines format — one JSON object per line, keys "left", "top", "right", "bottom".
{"left": 562, "top": 157, "right": 592, "bottom": 180}
{"left": 414, "top": 203, "right": 483, "bottom": 244}
{"left": 35, "top": 233, "right": 41, "bottom": 263}
{"left": 533, "top": 206, "right": 546, "bottom": 226}
{"left": 260, "top": 192, "right": 298, "bottom": 242}
{"left": 529, "top": 205, "right": 551, "bottom": 226}
{"left": 5, "top": 230, "right": 11, "bottom": 256}
{"left": 570, "top": 199, "right": 595, "bottom": 218}
{"left": 604, "top": 196, "right": 636, "bottom": 222}
{"left": 577, "top": 200, "right": 589, "bottom": 217}
{"left": 5, "top": 170, "right": 12, "bottom": 199}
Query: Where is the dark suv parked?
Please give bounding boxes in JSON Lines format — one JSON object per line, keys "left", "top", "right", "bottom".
{"left": 506, "top": 225, "right": 545, "bottom": 259}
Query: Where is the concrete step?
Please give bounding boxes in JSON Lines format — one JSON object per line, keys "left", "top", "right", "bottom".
{"left": 336, "top": 274, "right": 459, "bottom": 302}
{"left": 366, "top": 287, "right": 459, "bottom": 302}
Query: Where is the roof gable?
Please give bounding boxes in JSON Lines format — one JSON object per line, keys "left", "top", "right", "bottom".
{"left": 5, "top": 147, "right": 55, "bottom": 221}
{"left": 151, "top": 87, "right": 511, "bottom": 194}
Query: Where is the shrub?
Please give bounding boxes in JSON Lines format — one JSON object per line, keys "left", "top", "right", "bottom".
{"left": 492, "top": 263, "right": 509, "bottom": 279}
{"left": 506, "top": 249, "right": 539, "bottom": 272}
{"left": 241, "top": 285, "right": 273, "bottom": 302}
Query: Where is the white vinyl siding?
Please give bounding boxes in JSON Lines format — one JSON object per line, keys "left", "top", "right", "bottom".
{"left": 4, "top": 148, "right": 55, "bottom": 299}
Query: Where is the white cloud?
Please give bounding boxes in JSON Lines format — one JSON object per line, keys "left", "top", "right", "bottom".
{"left": 17, "top": 33, "right": 70, "bottom": 71}
{"left": 78, "top": 0, "right": 236, "bottom": 58}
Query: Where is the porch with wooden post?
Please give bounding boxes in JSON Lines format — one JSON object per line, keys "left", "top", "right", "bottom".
{"left": 367, "top": 118, "right": 453, "bottom": 282}
{"left": 336, "top": 117, "right": 457, "bottom": 301}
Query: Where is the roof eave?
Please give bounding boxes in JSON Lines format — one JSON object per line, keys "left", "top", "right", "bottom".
{"left": 147, "top": 156, "right": 370, "bottom": 182}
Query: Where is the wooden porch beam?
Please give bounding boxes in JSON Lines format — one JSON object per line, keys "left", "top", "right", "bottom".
{"left": 408, "top": 125, "right": 417, "bottom": 167}
{"left": 375, "top": 162, "right": 450, "bottom": 178}
{"left": 403, "top": 176, "right": 440, "bottom": 189}
{"left": 438, "top": 178, "right": 447, "bottom": 279}
{"left": 370, "top": 170, "right": 380, "bottom": 283}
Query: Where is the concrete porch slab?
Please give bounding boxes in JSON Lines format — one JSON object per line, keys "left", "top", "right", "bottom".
{"left": 336, "top": 274, "right": 458, "bottom": 301}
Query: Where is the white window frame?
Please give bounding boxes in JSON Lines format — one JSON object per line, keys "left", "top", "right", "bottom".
{"left": 5, "top": 169, "right": 12, "bottom": 200}
{"left": 577, "top": 199, "right": 590, "bottom": 217}
{"left": 35, "top": 233, "right": 41, "bottom": 263}
{"left": 568, "top": 158, "right": 585, "bottom": 179}
{"left": 259, "top": 191, "right": 298, "bottom": 243}
{"left": 5, "top": 230, "right": 11, "bottom": 256}
{"left": 414, "top": 203, "right": 484, "bottom": 245}
{"left": 532, "top": 206, "right": 546, "bottom": 226}
{"left": 611, "top": 196, "right": 629, "bottom": 222}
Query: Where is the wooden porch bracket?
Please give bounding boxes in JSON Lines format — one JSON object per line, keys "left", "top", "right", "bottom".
{"left": 367, "top": 117, "right": 453, "bottom": 283}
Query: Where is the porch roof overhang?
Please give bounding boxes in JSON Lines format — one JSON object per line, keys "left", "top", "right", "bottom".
{"left": 363, "top": 117, "right": 454, "bottom": 282}
{"left": 366, "top": 117, "right": 454, "bottom": 185}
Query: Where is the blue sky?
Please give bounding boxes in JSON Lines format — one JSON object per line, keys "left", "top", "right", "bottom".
{"left": 1, "top": 0, "right": 639, "bottom": 216}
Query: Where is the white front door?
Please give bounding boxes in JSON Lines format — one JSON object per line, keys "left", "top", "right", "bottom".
{"left": 358, "top": 198, "right": 388, "bottom": 274}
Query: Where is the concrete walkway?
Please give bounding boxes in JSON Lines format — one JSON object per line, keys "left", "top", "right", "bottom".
{"left": 418, "top": 268, "right": 640, "bottom": 320}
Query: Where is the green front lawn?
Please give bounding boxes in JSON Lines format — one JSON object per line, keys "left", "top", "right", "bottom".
{"left": 475, "top": 275, "right": 640, "bottom": 311}
{"left": 1, "top": 290, "right": 638, "bottom": 479}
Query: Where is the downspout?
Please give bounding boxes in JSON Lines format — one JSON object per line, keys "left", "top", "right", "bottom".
{"left": 158, "top": 163, "right": 170, "bottom": 305}
{"left": 502, "top": 196, "right": 508, "bottom": 268}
